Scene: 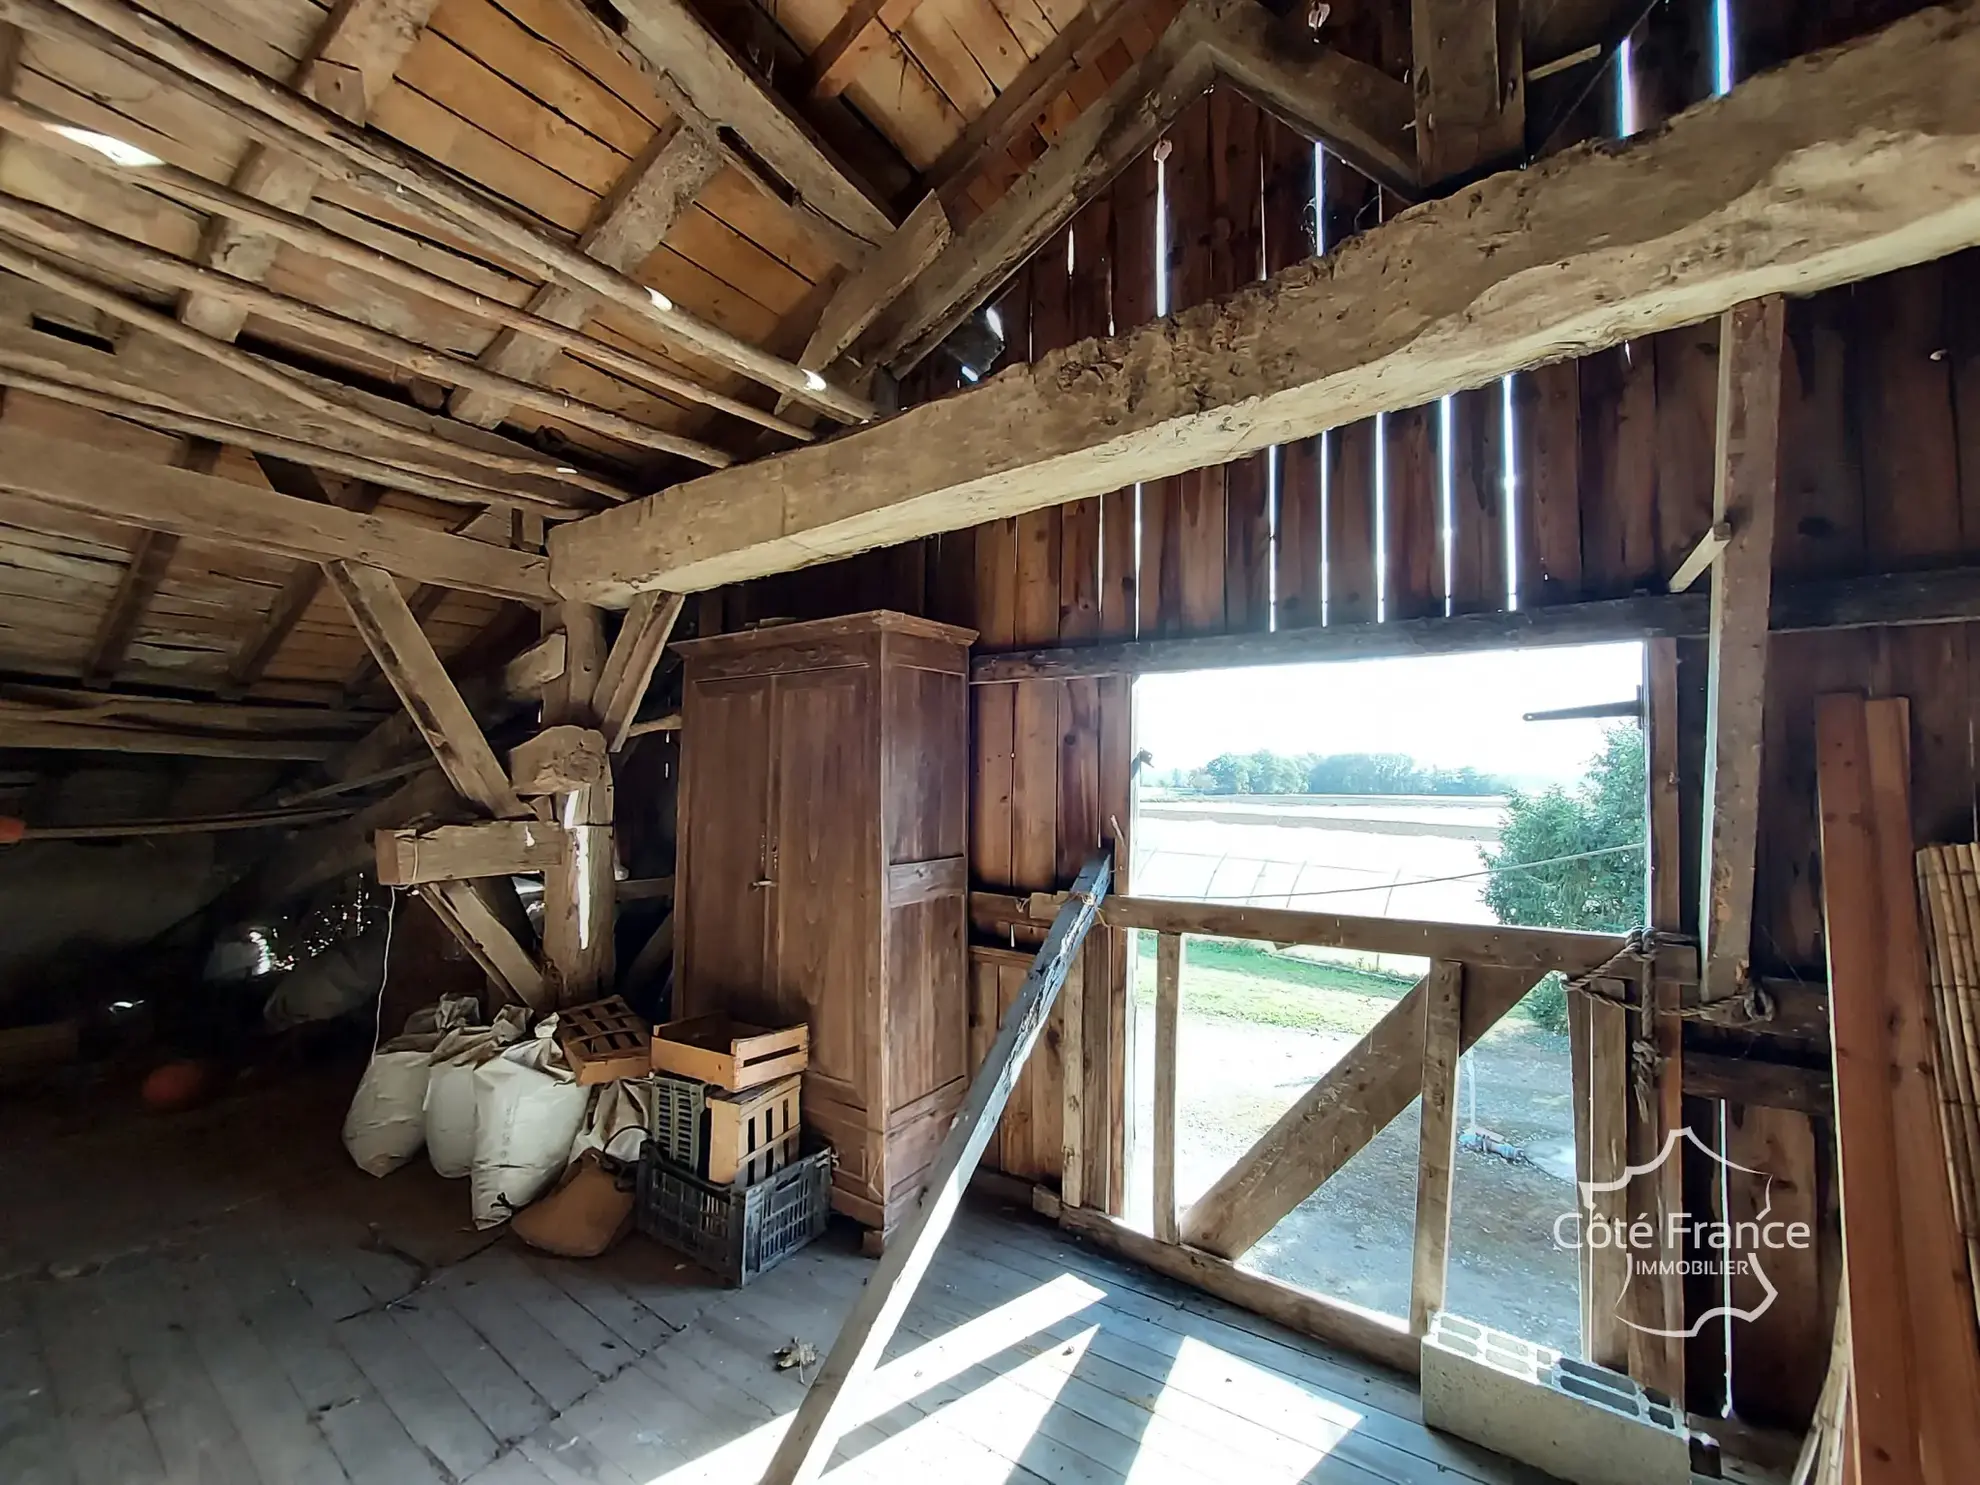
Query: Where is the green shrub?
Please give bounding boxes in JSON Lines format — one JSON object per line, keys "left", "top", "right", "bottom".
{"left": 1521, "top": 973, "right": 1572, "bottom": 1037}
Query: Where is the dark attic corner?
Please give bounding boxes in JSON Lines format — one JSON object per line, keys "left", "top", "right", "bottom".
{"left": 0, "top": 0, "right": 1974, "bottom": 1481}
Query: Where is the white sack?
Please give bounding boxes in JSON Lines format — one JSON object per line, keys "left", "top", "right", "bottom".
{"left": 470, "top": 1019, "right": 586, "bottom": 1227}
{"left": 424, "top": 1007, "right": 531, "bottom": 1178}
{"left": 342, "top": 1034, "right": 442, "bottom": 1176}
{"left": 570, "top": 1077, "right": 653, "bottom": 1166}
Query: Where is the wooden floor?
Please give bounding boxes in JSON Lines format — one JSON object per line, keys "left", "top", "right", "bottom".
{"left": 0, "top": 1068, "right": 1552, "bottom": 1485}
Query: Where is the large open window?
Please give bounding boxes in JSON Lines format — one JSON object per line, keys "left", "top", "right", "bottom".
{"left": 1125, "top": 643, "right": 1648, "bottom": 1354}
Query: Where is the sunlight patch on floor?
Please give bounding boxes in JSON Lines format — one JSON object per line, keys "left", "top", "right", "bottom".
{"left": 646, "top": 1272, "right": 1108, "bottom": 1483}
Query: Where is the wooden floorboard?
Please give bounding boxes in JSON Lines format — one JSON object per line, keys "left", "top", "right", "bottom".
{"left": 0, "top": 1067, "right": 1554, "bottom": 1485}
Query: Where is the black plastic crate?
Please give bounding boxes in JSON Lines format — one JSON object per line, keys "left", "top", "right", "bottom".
{"left": 638, "top": 1071, "right": 707, "bottom": 1173}
{"left": 634, "top": 1139, "right": 833, "bottom": 1286}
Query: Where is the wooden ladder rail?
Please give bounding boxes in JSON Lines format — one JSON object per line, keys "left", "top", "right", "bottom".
{"left": 759, "top": 852, "right": 1113, "bottom": 1485}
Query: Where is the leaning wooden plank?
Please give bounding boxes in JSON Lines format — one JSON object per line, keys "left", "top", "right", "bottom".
{"left": 0, "top": 427, "right": 552, "bottom": 602}
{"left": 181, "top": 0, "right": 440, "bottom": 340}
{"left": 760, "top": 853, "right": 1112, "bottom": 1485}
{"left": 324, "top": 560, "right": 532, "bottom": 819}
{"left": 591, "top": 591, "right": 684, "bottom": 751}
{"left": 1698, "top": 297, "right": 1786, "bottom": 1002}
{"left": 375, "top": 820, "right": 571, "bottom": 886}
{"left": 1815, "top": 693, "right": 1980, "bottom": 1485}
{"left": 548, "top": 2, "right": 1980, "bottom": 601}
{"left": 1408, "top": 960, "right": 1463, "bottom": 1337}
{"left": 420, "top": 879, "right": 550, "bottom": 1012}
{"left": 1180, "top": 966, "right": 1541, "bottom": 1260}
{"left": 796, "top": 193, "right": 952, "bottom": 378}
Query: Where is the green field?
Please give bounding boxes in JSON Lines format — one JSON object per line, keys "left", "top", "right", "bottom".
{"left": 1132, "top": 933, "right": 1558, "bottom": 1041}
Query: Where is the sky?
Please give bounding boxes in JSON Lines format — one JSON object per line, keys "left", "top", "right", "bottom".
{"left": 1134, "top": 643, "right": 1645, "bottom": 790}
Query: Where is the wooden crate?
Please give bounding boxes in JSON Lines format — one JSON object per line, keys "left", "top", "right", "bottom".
{"left": 707, "top": 1075, "right": 802, "bottom": 1187}
{"left": 557, "top": 996, "right": 652, "bottom": 1085}
{"left": 650, "top": 1014, "right": 808, "bottom": 1091}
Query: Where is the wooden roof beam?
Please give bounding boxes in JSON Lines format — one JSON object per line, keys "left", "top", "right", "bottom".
{"left": 3, "top": 0, "right": 875, "bottom": 423}
{"left": 922, "top": 0, "right": 1175, "bottom": 206}
{"left": 179, "top": 0, "right": 440, "bottom": 342}
{"left": 0, "top": 425, "right": 553, "bottom": 601}
{"left": 449, "top": 120, "right": 725, "bottom": 432}
{"left": 603, "top": 0, "right": 896, "bottom": 250}
{"left": 78, "top": 437, "right": 220, "bottom": 688}
{"left": 324, "top": 558, "right": 531, "bottom": 818}
{"left": 547, "top": 1, "right": 1980, "bottom": 604}
{"left": 1409, "top": 0, "right": 1524, "bottom": 183}
{"left": 804, "top": 0, "right": 931, "bottom": 102}
{"left": 849, "top": 0, "right": 1416, "bottom": 377}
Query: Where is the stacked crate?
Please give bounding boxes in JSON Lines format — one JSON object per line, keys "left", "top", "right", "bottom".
{"left": 635, "top": 1014, "right": 832, "bottom": 1284}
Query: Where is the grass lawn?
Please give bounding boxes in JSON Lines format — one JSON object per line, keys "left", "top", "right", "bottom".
{"left": 1133, "top": 933, "right": 1559, "bottom": 1042}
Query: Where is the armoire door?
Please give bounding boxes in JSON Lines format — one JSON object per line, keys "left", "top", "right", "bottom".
{"left": 767, "top": 665, "right": 878, "bottom": 1115}
{"left": 677, "top": 675, "right": 773, "bottom": 1020}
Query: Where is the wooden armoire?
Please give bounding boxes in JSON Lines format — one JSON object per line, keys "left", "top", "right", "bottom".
{"left": 673, "top": 611, "right": 976, "bottom": 1240}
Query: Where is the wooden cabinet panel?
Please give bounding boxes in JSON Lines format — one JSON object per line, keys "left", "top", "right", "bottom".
{"left": 675, "top": 612, "right": 976, "bottom": 1240}
{"left": 678, "top": 675, "right": 771, "bottom": 1016}
{"left": 771, "top": 665, "right": 878, "bottom": 1108}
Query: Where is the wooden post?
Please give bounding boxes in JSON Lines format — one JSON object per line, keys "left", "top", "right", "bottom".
{"left": 761, "top": 855, "right": 1111, "bottom": 1485}
{"left": 1816, "top": 693, "right": 1980, "bottom": 1485}
{"left": 1631, "top": 637, "right": 1688, "bottom": 1392}
{"left": 1409, "top": 960, "right": 1463, "bottom": 1336}
{"left": 1410, "top": 0, "right": 1523, "bottom": 185}
{"left": 1154, "top": 931, "right": 1183, "bottom": 1244}
{"left": 1060, "top": 946, "right": 1086, "bottom": 1211}
{"left": 1699, "top": 296, "right": 1785, "bottom": 1002}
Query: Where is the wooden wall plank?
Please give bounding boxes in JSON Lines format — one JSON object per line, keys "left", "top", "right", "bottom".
{"left": 1448, "top": 382, "right": 1506, "bottom": 614}
{"left": 1860, "top": 264, "right": 1963, "bottom": 569}
{"left": 1167, "top": 97, "right": 1224, "bottom": 636}
{"left": 1212, "top": 91, "right": 1269, "bottom": 634}
{"left": 1384, "top": 403, "right": 1440, "bottom": 621}
{"left": 1262, "top": 121, "right": 1317, "bottom": 630}
{"left": 1327, "top": 419, "right": 1377, "bottom": 624}
{"left": 1578, "top": 342, "right": 1660, "bottom": 596}
{"left": 1515, "top": 359, "right": 1582, "bottom": 605}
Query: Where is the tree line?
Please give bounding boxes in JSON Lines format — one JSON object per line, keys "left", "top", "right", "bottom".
{"left": 1164, "top": 750, "right": 1511, "bottom": 796}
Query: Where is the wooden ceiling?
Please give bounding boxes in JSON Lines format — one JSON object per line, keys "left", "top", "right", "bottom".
{"left": 0, "top": 0, "right": 1188, "bottom": 729}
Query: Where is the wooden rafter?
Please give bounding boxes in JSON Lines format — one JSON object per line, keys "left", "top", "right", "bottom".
{"left": 851, "top": 0, "right": 1415, "bottom": 379}
{"left": 603, "top": 0, "right": 896, "bottom": 250}
{"left": 804, "top": 0, "right": 929, "bottom": 102}
{"left": 548, "top": 1, "right": 1980, "bottom": 603}
{"left": 0, "top": 238, "right": 627, "bottom": 500}
{"left": 1410, "top": 0, "right": 1524, "bottom": 184}
{"left": 1698, "top": 296, "right": 1785, "bottom": 1002}
{"left": 591, "top": 590, "right": 684, "bottom": 750}
{"left": 79, "top": 437, "right": 221, "bottom": 688}
{"left": 0, "top": 193, "right": 731, "bottom": 467}
{"left": 221, "top": 460, "right": 383, "bottom": 698}
{"left": 0, "top": 94, "right": 815, "bottom": 444}
{"left": 923, "top": 0, "right": 1176, "bottom": 205}
{"left": 178, "top": 0, "right": 439, "bottom": 341}
{"left": 0, "top": 427, "right": 549, "bottom": 600}
{"left": 448, "top": 119, "right": 725, "bottom": 431}
{"left": 323, "top": 558, "right": 533, "bottom": 818}
{"left": 1, "top": 0, "right": 877, "bottom": 424}
{"left": 418, "top": 878, "right": 550, "bottom": 1011}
